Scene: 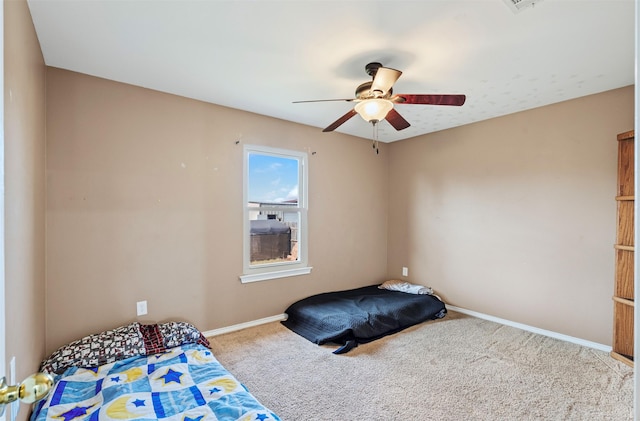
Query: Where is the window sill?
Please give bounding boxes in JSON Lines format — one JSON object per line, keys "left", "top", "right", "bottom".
{"left": 240, "top": 266, "right": 312, "bottom": 283}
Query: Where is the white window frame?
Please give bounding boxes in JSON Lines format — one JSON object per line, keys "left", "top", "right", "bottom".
{"left": 240, "top": 145, "right": 311, "bottom": 283}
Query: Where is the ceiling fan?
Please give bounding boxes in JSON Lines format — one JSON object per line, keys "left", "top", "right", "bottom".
{"left": 294, "top": 62, "right": 466, "bottom": 133}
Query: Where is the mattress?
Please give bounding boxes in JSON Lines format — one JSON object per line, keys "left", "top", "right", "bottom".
{"left": 281, "top": 285, "right": 446, "bottom": 353}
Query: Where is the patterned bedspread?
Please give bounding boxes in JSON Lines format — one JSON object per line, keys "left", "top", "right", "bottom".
{"left": 30, "top": 343, "right": 280, "bottom": 421}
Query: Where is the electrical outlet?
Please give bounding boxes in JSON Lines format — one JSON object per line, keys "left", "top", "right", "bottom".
{"left": 10, "top": 356, "right": 17, "bottom": 421}
{"left": 136, "top": 300, "right": 148, "bottom": 316}
{"left": 402, "top": 267, "right": 408, "bottom": 277}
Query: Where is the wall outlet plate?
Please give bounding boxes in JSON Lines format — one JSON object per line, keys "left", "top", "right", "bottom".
{"left": 136, "top": 300, "right": 148, "bottom": 316}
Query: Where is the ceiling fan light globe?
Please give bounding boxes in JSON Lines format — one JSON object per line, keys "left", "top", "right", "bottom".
{"left": 354, "top": 99, "right": 393, "bottom": 122}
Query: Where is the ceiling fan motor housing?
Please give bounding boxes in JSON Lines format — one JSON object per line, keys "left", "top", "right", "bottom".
{"left": 355, "top": 82, "right": 392, "bottom": 100}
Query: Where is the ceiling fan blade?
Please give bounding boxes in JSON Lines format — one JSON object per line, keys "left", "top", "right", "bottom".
{"left": 371, "top": 67, "right": 402, "bottom": 96}
{"left": 293, "top": 98, "right": 355, "bottom": 103}
{"left": 385, "top": 108, "right": 411, "bottom": 131}
{"left": 322, "top": 109, "right": 358, "bottom": 132}
{"left": 393, "top": 94, "right": 466, "bottom": 106}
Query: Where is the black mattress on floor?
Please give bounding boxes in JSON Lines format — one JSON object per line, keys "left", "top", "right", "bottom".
{"left": 281, "top": 284, "right": 446, "bottom": 353}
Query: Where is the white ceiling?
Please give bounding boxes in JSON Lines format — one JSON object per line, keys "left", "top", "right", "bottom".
{"left": 27, "top": 0, "right": 635, "bottom": 143}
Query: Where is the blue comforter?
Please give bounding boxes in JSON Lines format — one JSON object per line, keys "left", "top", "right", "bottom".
{"left": 30, "top": 343, "right": 280, "bottom": 421}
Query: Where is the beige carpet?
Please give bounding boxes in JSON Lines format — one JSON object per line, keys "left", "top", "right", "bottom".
{"left": 208, "top": 311, "right": 633, "bottom": 420}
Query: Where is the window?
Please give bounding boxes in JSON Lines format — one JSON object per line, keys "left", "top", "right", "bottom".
{"left": 240, "top": 145, "right": 311, "bottom": 283}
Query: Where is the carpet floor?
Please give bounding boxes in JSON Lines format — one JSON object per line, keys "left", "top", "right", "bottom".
{"left": 208, "top": 311, "right": 633, "bottom": 420}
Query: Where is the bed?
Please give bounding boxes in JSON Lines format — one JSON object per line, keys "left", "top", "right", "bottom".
{"left": 30, "top": 322, "right": 280, "bottom": 421}
{"left": 281, "top": 282, "right": 447, "bottom": 354}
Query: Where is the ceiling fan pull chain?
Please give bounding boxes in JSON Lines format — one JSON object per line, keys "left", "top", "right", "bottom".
{"left": 372, "top": 121, "right": 379, "bottom": 154}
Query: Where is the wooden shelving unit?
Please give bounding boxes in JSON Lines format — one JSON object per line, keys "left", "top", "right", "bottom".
{"left": 612, "top": 129, "right": 634, "bottom": 367}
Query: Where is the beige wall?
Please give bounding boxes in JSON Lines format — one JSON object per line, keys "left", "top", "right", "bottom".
{"left": 45, "top": 68, "right": 389, "bottom": 353}
{"left": 43, "top": 65, "right": 634, "bottom": 351}
{"left": 387, "top": 86, "right": 634, "bottom": 346}
{"left": 4, "top": 0, "right": 47, "bottom": 410}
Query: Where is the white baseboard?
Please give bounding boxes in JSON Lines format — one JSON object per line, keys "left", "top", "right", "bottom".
{"left": 447, "top": 305, "right": 611, "bottom": 353}
{"left": 203, "top": 314, "right": 287, "bottom": 337}
{"left": 203, "top": 307, "right": 611, "bottom": 353}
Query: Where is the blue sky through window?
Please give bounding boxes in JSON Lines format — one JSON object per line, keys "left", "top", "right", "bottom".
{"left": 248, "top": 153, "right": 299, "bottom": 204}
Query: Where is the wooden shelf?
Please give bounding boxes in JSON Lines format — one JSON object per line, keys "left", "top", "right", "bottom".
{"left": 613, "top": 129, "right": 634, "bottom": 368}
{"left": 613, "top": 296, "right": 634, "bottom": 307}
{"left": 614, "top": 244, "right": 635, "bottom": 252}
{"left": 611, "top": 351, "right": 634, "bottom": 366}
{"left": 616, "top": 196, "right": 635, "bottom": 201}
